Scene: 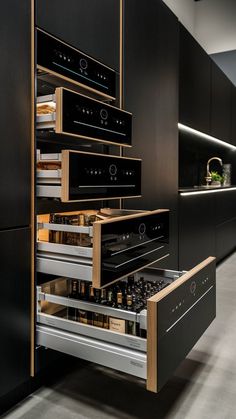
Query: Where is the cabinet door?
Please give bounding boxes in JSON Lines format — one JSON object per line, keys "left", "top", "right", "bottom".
{"left": 147, "top": 257, "right": 216, "bottom": 392}
{"left": 0, "top": 228, "right": 31, "bottom": 398}
{"left": 36, "top": 0, "right": 120, "bottom": 72}
{"left": 211, "top": 63, "right": 231, "bottom": 143}
{"left": 0, "top": 0, "right": 31, "bottom": 229}
{"left": 179, "top": 24, "right": 211, "bottom": 134}
{"left": 123, "top": 0, "right": 179, "bottom": 269}
{"left": 179, "top": 194, "right": 215, "bottom": 270}
{"left": 231, "top": 85, "right": 236, "bottom": 146}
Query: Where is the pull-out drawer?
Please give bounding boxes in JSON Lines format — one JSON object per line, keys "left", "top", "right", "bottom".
{"left": 37, "top": 257, "right": 216, "bottom": 393}
{"left": 37, "top": 28, "right": 116, "bottom": 101}
{"left": 36, "top": 87, "right": 132, "bottom": 147}
{"left": 37, "top": 150, "right": 142, "bottom": 202}
{"left": 37, "top": 209, "right": 169, "bottom": 288}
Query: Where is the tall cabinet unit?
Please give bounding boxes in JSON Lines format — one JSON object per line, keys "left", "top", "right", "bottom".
{"left": 0, "top": 0, "right": 31, "bottom": 403}
{"left": 0, "top": 0, "right": 217, "bottom": 405}
{"left": 32, "top": 0, "right": 216, "bottom": 394}
{"left": 179, "top": 24, "right": 211, "bottom": 134}
{"left": 123, "top": 0, "right": 179, "bottom": 269}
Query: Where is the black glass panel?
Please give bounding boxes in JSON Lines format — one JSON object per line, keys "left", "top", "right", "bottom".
{"left": 68, "top": 152, "right": 141, "bottom": 200}
{"left": 37, "top": 28, "right": 116, "bottom": 98}
{"left": 100, "top": 211, "right": 169, "bottom": 287}
{"left": 62, "top": 89, "right": 132, "bottom": 146}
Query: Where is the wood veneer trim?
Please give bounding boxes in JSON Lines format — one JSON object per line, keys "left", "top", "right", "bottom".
{"left": 55, "top": 130, "right": 132, "bottom": 147}
{"left": 92, "top": 222, "right": 101, "bottom": 288}
{"left": 96, "top": 208, "right": 169, "bottom": 225}
{"left": 55, "top": 86, "right": 132, "bottom": 114}
{"left": 30, "top": 0, "right": 35, "bottom": 378}
{"left": 147, "top": 299, "right": 158, "bottom": 392}
{"left": 53, "top": 195, "right": 142, "bottom": 204}
{"left": 62, "top": 149, "right": 142, "bottom": 161}
{"left": 61, "top": 150, "right": 69, "bottom": 201}
{"left": 148, "top": 256, "right": 216, "bottom": 304}
{"left": 55, "top": 87, "right": 62, "bottom": 133}
{"left": 37, "top": 65, "right": 116, "bottom": 101}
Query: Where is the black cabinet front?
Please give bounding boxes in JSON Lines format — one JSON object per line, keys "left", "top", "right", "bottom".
{"left": 0, "top": 228, "right": 31, "bottom": 398}
{"left": 95, "top": 210, "right": 169, "bottom": 287}
{"left": 179, "top": 24, "right": 211, "bottom": 134}
{"left": 37, "top": 28, "right": 116, "bottom": 100}
{"left": 36, "top": 0, "right": 120, "bottom": 72}
{"left": 62, "top": 89, "right": 132, "bottom": 146}
{"left": 231, "top": 85, "right": 236, "bottom": 146}
{"left": 67, "top": 151, "right": 141, "bottom": 201}
{"left": 0, "top": 0, "right": 31, "bottom": 229}
{"left": 211, "top": 62, "right": 231, "bottom": 143}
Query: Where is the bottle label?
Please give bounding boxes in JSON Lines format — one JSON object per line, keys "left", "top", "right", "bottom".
{"left": 109, "top": 317, "right": 126, "bottom": 334}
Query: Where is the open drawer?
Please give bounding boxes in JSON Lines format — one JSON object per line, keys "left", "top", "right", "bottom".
{"left": 37, "top": 209, "right": 169, "bottom": 288}
{"left": 36, "top": 87, "right": 132, "bottom": 147}
{"left": 37, "top": 150, "right": 141, "bottom": 202}
{"left": 36, "top": 256, "right": 216, "bottom": 393}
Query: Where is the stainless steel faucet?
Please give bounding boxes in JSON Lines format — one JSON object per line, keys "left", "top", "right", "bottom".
{"left": 205, "top": 157, "right": 223, "bottom": 185}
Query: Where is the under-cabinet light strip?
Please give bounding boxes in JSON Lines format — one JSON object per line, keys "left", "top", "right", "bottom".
{"left": 181, "top": 187, "right": 236, "bottom": 196}
{"left": 178, "top": 123, "right": 236, "bottom": 151}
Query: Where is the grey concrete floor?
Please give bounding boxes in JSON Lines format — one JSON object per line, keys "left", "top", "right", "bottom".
{"left": 2, "top": 253, "right": 236, "bottom": 419}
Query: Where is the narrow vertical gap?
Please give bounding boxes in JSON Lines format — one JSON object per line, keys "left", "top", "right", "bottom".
{"left": 119, "top": 0, "right": 124, "bottom": 209}
{"left": 30, "top": 0, "right": 36, "bottom": 377}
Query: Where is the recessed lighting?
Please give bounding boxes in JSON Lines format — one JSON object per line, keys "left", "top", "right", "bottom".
{"left": 181, "top": 187, "right": 236, "bottom": 196}
{"left": 178, "top": 123, "right": 236, "bottom": 151}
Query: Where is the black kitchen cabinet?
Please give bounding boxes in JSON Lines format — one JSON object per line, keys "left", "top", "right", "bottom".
{"left": 36, "top": 0, "right": 120, "bottom": 72}
{"left": 211, "top": 62, "right": 231, "bottom": 143}
{"left": 0, "top": 228, "right": 31, "bottom": 398}
{"left": 0, "top": 0, "right": 31, "bottom": 229}
{"left": 179, "top": 24, "right": 211, "bottom": 134}
{"left": 179, "top": 190, "right": 236, "bottom": 268}
{"left": 214, "top": 190, "right": 236, "bottom": 260}
{"left": 123, "top": 0, "right": 179, "bottom": 269}
{"left": 231, "top": 85, "right": 236, "bottom": 146}
{"left": 179, "top": 194, "right": 215, "bottom": 270}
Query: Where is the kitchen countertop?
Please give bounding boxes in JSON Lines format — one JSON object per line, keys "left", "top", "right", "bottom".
{"left": 179, "top": 185, "right": 236, "bottom": 193}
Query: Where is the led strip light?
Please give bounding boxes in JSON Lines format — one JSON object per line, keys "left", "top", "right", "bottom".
{"left": 178, "top": 123, "right": 236, "bottom": 151}
{"left": 180, "top": 187, "right": 236, "bottom": 196}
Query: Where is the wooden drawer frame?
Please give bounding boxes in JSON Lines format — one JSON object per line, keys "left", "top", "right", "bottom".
{"left": 36, "top": 87, "right": 132, "bottom": 147}
{"left": 37, "top": 150, "right": 142, "bottom": 202}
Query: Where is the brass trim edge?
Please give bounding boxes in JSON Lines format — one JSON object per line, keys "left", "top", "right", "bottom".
{"left": 37, "top": 65, "right": 116, "bottom": 101}
{"left": 30, "top": 0, "right": 35, "bottom": 377}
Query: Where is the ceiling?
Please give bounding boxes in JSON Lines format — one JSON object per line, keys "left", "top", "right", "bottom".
{"left": 163, "top": 0, "right": 236, "bottom": 54}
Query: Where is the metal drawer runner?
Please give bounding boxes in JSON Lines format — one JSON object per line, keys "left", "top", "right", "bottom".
{"left": 37, "top": 324, "right": 147, "bottom": 379}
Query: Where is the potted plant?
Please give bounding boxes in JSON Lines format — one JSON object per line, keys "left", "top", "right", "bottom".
{"left": 210, "top": 171, "right": 224, "bottom": 187}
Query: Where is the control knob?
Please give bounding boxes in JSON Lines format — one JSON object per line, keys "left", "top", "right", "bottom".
{"left": 138, "top": 223, "right": 146, "bottom": 235}
{"left": 100, "top": 108, "right": 108, "bottom": 120}
{"left": 190, "top": 281, "right": 197, "bottom": 294}
{"left": 80, "top": 58, "right": 88, "bottom": 70}
{"left": 109, "top": 164, "right": 117, "bottom": 176}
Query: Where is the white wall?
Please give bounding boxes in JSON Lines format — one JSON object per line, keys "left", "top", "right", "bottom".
{"left": 195, "top": 0, "right": 236, "bottom": 54}
{"left": 163, "top": 0, "right": 236, "bottom": 54}
{"left": 163, "top": 0, "right": 196, "bottom": 34}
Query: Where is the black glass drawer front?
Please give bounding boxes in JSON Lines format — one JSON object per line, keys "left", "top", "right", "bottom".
{"left": 67, "top": 151, "right": 141, "bottom": 201}
{"left": 37, "top": 28, "right": 116, "bottom": 99}
{"left": 61, "top": 89, "right": 132, "bottom": 146}
{"left": 97, "top": 211, "right": 169, "bottom": 287}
